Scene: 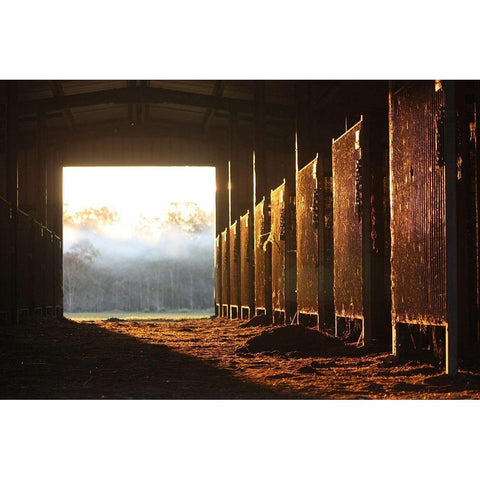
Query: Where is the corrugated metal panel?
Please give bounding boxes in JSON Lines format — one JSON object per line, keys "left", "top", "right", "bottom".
{"left": 239, "top": 211, "right": 253, "bottom": 314}
{"left": 229, "top": 221, "right": 240, "bottom": 314}
{"left": 332, "top": 121, "right": 364, "bottom": 320}
{"left": 214, "top": 234, "right": 222, "bottom": 314}
{"left": 254, "top": 199, "right": 269, "bottom": 312}
{"left": 390, "top": 82, "right": 447, "bottom": 325}
{"left": 296, "top": 159, "right": 319, "bottom": 315}
{"left": 220, "top": 228, "right": 229, "bottom": 315}
{"left": 271, "top": 182, "right": 286, "bottom": 314}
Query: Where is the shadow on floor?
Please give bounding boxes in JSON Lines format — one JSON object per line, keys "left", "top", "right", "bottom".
{"left": 0, "top": 317, "right": 291, "bottom": 399}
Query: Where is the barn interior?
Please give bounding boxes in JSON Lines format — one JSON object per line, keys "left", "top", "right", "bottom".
{"left": 0, "top": 79, "right": 389, "bottom": 323}
{"left": 2, "top": 79, "right": 480, "bottom": 400}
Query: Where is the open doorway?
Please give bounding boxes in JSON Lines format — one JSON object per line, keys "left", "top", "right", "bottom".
{"left": 62, "top": 166, "right": 215, "bottom": 320}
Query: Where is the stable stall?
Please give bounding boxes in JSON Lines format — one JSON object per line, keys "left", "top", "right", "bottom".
{"left": 220, "top": 228, "right": 229, "bottom": 318}
{"left": 254, "top": 198, "right": 271, "bottom": 317}
{"left": 296, "top": 156, "right": 334, "bottom": 331}
{"left": 390, "top": 80, "right": 479, "bottom": 372}
{"left": 228, "top": 220, "right": 240, "bottom": 319}
{"left": 239, "top": 211, "right": 254, "bottom": 319}
{"left": 332, "top": 116, "right": 389, "bottom": 345}
{"left": 270, "top": 180, "right": 296, "bottom": 324}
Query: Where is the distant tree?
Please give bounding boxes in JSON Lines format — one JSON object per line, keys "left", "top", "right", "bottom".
{"left": 64, "top": 205, "right": 119, "bottom": 232}
{"left": 63, "top": 206, "right": 215, "bottom": 313}
{"left": 63, "top": 239, "right": 100, "bottom": 311}
{"left": 164, "top": 202, "right": 213, "bottom": 233}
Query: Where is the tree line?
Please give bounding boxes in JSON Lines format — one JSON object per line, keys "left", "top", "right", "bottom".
{"left": 63, "top": 202, "right": 214, "bottom": 313}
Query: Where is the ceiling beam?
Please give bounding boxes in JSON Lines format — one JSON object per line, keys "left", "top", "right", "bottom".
{"left": 16, "top": 85, "right": 295, "bottom": 119}
{"left": 2, "top": 116, "right": 299, "bottom": 156}
{"left": 202, "top": 80, "right": 226, "bottom": 132}
{"left": 49, "top": 80, "right": 75, "bottom": 131}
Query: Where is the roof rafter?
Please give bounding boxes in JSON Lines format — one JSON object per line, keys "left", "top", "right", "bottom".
{"left": 49, "top": 80, "right": 75, "bottom": 131}
{"left": 202, "top": 80, "right": 227, "bottom": 132}
{"left": 16, "top": 86, "right": 295, "bottom": 119}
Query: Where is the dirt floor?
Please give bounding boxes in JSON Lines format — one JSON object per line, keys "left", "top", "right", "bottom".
{"left": 2, "top": 315, "right": 480, "bottom": 399}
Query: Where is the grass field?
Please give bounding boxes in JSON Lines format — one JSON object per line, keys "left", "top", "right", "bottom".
{"left": 65, "top": 309, "right": 214, "bottom": 321}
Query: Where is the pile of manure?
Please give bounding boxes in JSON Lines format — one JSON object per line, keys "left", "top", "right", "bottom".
{"left": 239, "top": 314, "right": 272, "bottom": 328}
{"left": 237, "top": 324, "right": 345, "bottom": 356}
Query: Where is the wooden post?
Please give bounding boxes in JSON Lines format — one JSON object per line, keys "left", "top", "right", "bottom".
{"left": 254, "top": 81, "right": 266, "bottom": 201}
{"left": 6, "top": 81, "right": 18, "bottom": 209}
{"left": 362, "top": 116, "right": 373, "bottom": 347}
{"left": 296, "top": 81, "right": 316, "bottom": 170}
{"left": 228, "top": 160, "right": 232, "bottom": 228}
{"left": 249, "top": 152, "right": 256, "bottom": 318}
{"left": 6, "top": 81, "right": 18, "bottom": 322}
{"left": 215, "top": 160, "right": 229, "bottom": 238}
{"left": 229, "top": 110, "right": 239, "bottom": 222}
{"left": 37, "top": 107, "right": 48, "bottom": 225}
{"left": 388, "top": 82, "right": 398, "bottom": 356}
{"left": 445, "top": 80, "right": 459, "bottom": 375}
{"left": 47, "top": 147, "right": 63, "bottom": 236}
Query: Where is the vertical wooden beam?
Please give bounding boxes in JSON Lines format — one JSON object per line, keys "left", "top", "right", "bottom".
{"left": 47, "top": 145, "right": 63, "bottom": 236}
{"left": 37, "top": 107, "right": 48, "bottom": 225}
{"left": 6, "top": 81, "right": 18, "bottom": 208}
{"left": 445, "top": 80, "right": 459, "bottom": 375}
{"left": 229, "top": 109, "right": 239, "bottom": 222}
{"left": 228, "top": 160, "right": 232, "bottom": 228}
{"left": 249, "top": 151, "right": 256, "bottom": 317}
{"left": 361, "top": 116, "right": 373, "bottom": 346}
{"left": 6, "top": 81, "right": 18, "bottom": 321}
{"left": 388, "top": 82, "right": 398, "bottom": 356}
{"left": 253, "top": 151, "right": 256, "bottom": 214}
{"left": 296, "top": 81, "right": 316, "bottom": 170}
{"left": 254, "top": 81, "right": 266, "bottom": 201}
{"left": 215, "top": 159, "right": 229, "bottom": 237}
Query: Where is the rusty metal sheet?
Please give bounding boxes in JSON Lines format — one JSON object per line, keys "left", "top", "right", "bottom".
{"left": 16, "top": 211, "right": 33, "bottom": 312}
{"left": 229, "top": 221, "right": 240, "bottom": 312}
{"left": 332, "top": 120, "right": 364, "bottom": 320}
{"left": 254, "top": 199, "right": 270, "bottom": 313}
{"left": 239, "top": 211, "right": 253, "bottom": 314}
{"left": 390, "top": 82, "right": 447, "bottom": 326}
{"left": 271, "top": 182, "right": 286, "bottom": 314}
{"left": 296, "top": 156, "right": 334, "bottom": 330}
{"left": 214, "top": 234, "right": 222, "bottom": 313}
{"left": 220, "top": 228, "right": 229, "bottom": 314}
{"left": 296, "top": 159, "right": 319, "bottom": 315}
{"left": 0, "top": 198, "right": 12, "bottom": 318}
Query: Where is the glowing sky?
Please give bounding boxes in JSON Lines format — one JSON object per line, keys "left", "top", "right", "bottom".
{"left": 63, "top": 166, "right": 215, "bottom": 246}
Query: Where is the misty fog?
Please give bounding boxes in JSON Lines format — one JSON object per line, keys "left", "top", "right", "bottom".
{"left": 63, "top": 199, "right": 215, "bottom": 316}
